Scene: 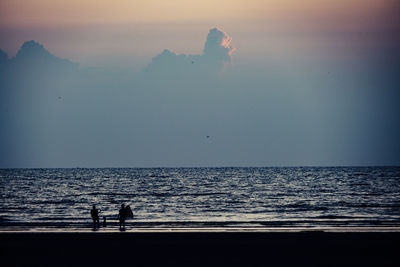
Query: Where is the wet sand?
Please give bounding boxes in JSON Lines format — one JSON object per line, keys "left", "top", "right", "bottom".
{"left": 1, "top": 231, "right": 399, "bottom": 266}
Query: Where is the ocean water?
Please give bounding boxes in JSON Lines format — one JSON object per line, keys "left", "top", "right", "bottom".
{"left": 1, "top": 167, "right": 400, "bottom": 230}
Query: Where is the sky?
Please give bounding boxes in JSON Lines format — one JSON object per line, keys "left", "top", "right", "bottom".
{"left": 1, "top": 0, "right": 399, "bottom": 67}
{"left": 0, "top": 0, "right": 399, "bottom": 167}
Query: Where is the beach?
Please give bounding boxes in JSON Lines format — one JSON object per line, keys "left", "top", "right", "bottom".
{"left": 1, "top": 230, "right": 399, "bottom": 266}
{"left": 1, "top": 168, "right": 399, "bottom": 266}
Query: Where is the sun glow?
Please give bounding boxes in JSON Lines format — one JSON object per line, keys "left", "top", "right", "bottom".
{"left": 0, "top": 0, "right": 395, "bottom": 30}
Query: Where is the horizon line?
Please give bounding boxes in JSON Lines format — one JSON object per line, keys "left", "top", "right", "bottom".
{"left": 1, "top": 165, "right": 399, "bottom": 169}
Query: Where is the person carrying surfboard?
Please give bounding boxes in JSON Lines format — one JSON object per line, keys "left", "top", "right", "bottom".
{"left": 90, "top": 205, "right": 101, "bottom": 229}
{"left": 125, "top": 205, "right": 134, "bottom": 219}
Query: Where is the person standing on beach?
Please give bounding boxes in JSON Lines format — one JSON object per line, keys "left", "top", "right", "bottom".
{"left": 103, "top": 216, "right": 107, "bottom": 227}
{"left": 90, "top": 205, "right": 101, "bottom": 229}
{"left": 118, "top": 204, "right": 127, "bottom": 230}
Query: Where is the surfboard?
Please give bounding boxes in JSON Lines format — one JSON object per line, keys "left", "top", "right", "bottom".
{"left": 126, "top": 205, "right": 134, "bottom": 218}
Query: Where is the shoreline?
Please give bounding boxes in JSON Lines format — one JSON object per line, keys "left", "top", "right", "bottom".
{"left": 2, "top": 226, "right": 400, "bottom": 233}
{"left": 2, "top": 231, "right": 399, "bottom": 266}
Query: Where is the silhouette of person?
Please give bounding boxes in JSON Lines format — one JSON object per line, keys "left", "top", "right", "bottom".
{"left": 103, "top": 216, "right": 107, "bottom": 228}
{"left": 90, "top": 205, "right": 101, "bottom": 229}
{"left": 118, "top": 204, "right": 127, "bottom": 230}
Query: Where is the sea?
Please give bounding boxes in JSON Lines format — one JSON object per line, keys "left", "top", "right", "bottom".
{"left": 1, "top": 167, "right": 400, "bottom": 231}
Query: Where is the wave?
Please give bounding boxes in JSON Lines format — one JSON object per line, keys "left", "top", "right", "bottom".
{"left": 2, "top": 167, "right": 400, "bottom": 231}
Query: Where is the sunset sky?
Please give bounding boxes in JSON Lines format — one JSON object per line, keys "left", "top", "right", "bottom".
{"left": 0, "top": 1, "right": 399, "bottom": 167}
{"left": 1, "top": 0, "right": 398, "bottom": 67}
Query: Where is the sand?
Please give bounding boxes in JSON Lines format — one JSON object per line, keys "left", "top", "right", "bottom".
{"left": 1, "top": 231, "right": 399, "bottom": 266}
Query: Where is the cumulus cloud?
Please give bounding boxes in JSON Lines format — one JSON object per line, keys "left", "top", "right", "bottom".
{"left": 0, "top": 40, "right": 78, "bottom": 79}
{"left": 203, "top": 27, "right": 235, "bottom": 61}
{"left": 13, "top": 40, "right": 78, "bottom": 69}
{"left": 0, "top": 49, "right": 8, "bottom": 62}
{"left": 146, "top": 27, "right": 235, "bottom": 75}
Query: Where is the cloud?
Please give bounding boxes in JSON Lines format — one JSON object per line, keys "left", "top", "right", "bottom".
{"left": 12, "top": 40, "right": 78, "bottom": 70}
{"left": 146, "top": 27, "right": 235, "bottom": 76}
{"left": 0, "top": 49, "right": 7, "bottom": 63}
{"left": 0, "top": 40, "right": 78, "bottom": 104}
{"left": 203, "top": 27, "right": 235, "bottom": 61}
{"left": 0, "top": 49, "right": 8, "bottom": 73}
